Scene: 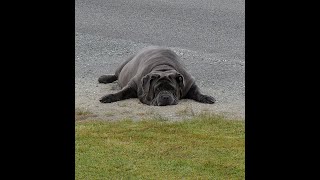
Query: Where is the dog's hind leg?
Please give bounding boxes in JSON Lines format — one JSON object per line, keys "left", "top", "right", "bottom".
{"left": 98, "top": 75, "right": 118, "bottom": 83}
{"left": 98, "top": 54, "right": 135, "bottom": 84}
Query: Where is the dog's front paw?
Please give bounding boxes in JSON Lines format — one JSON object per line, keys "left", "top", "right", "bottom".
{"left": 99, "top": 94, "right": 116, "bottom": 103}
{"left": 199, "top": 95, "right": 216, "bottom": 104}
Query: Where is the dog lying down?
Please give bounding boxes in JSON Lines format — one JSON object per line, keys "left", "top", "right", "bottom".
{"left": 98, "top": 46, "right": 215, "bottom": 106}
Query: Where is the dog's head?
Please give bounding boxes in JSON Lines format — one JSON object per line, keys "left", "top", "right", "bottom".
{"left": 139, "top": 71, "right": 184, "bottom": 106}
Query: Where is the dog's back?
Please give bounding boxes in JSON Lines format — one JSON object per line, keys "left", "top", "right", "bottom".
{"left": 117, "top": 46, "right": 183, "bottom": 88}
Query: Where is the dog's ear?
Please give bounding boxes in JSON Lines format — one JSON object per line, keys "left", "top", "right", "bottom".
{"left": 142, "top": 74, "right": 160, "bottom": 88}
{"left": 141, "top": 73, "right": 160, "bottom": 101}
{"left": 142, "top": 74, "right": 151, "bottom": 89}
{"left": 175, "top": 73, "right": 184, "bottom": 88}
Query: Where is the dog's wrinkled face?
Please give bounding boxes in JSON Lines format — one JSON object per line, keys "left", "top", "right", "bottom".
{"left": 140, "top": 71, "right": 184, "bottom": 106}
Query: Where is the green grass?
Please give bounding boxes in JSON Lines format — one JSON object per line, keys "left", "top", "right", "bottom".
{"left": 76, "top": 114, "right": 245, "bottom": 179}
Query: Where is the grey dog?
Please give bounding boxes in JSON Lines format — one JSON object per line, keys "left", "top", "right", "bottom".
{"left": 98, "top": 46, "right": 215, "bottom": 106}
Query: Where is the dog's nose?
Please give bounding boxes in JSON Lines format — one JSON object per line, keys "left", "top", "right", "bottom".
{"left": 161, "top": 95, "right": 170, "bottom": 101}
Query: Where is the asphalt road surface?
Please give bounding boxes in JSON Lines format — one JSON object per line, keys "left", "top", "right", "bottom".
{"left": 75, "top": 0, "right": 245, "bottom": 120}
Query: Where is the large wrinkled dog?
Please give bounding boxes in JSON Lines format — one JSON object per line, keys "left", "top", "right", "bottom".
{"left": 98, "top": 46, "right": 215, "bottom": 106}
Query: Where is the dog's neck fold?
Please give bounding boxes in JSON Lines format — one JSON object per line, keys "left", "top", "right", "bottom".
{"left": 151, "top": 64, "right": 176, "bottom": 72}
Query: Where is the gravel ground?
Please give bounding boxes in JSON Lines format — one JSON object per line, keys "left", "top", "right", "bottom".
{"left": 75, "top": 0, "right": 245, "bottom": 121}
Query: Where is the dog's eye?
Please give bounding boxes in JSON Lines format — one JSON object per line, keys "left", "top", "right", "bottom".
{"left": 151, "top": 74, "right": 160, "bottom": 79}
